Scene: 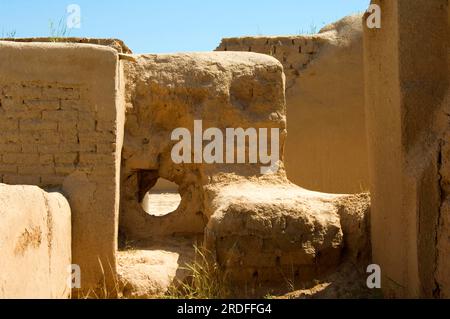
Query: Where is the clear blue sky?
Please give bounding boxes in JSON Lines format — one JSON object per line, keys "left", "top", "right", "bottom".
{"left": 0, "top": 0, "right": 370, "bottom": 53}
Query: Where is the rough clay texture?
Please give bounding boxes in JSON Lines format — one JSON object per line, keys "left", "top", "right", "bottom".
{"left": 0, "top": 184, "right": 71, "bottom": 298}
{"left": 0, "top": 35, "right": 372, "bottom": 296}
{"left": 0, "top": 41, "right": 125, "bottom": 296}
{"left": 117, "top": 237, "right": 196, "bottom": 298}
{"left": 204, "top": 179, "right": 370, "bottom": 285}
{"left": 120, "top": 52, "right": 287, "bottom": 240}
{"left": 364, "top": 0, "right": 449, "bottom": 298}
{"left": 1, "top": 7, "right": 449, "bottom": 298}
{"left": 121, "top": 51, "right": 371, "bottom": 287}
{"left": 217, "top": 15, "right": 369, "bottom": 194}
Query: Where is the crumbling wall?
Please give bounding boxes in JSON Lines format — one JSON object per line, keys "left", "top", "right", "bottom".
{"left": 0, "top": 184, "right": 71, "bottom": 299}
{"left": 0, "top": 39, "right": 372, "bottom": 296}
{"left": 364, "top": 0, "right": 449, "bottom": 298}
{"left": 120, "top": 52, "right": 287, "bottom": 239}
{"left": 216, "top": 15, "right": 369, "bottom": 194}
{"left": 120, "top": 52, "right": 371, "bottom": 288}
{"left": 0, "top": 41, "right": 125, "bottom": 296}
{"left": 203, "top": 179, "right": 371, "bottom": 287}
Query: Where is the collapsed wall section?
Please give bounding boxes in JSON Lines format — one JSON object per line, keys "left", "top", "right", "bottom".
{"left": 217, "top": 15, "right": 369, "bottom": 194}
{"left": 0, "top": 41, "right": 125, "bottom": 296}
{"left": 120, "top": 52, "right": 371, "bottom": 291}
{"left": 120, "top": 52, "right": 287, "bottom": 240}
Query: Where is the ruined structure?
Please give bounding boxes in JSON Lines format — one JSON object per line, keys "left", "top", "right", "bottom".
{"left": 1, "top": 1, "right": 449, "bottom": 299}
{"left": 118, "top": 53, "right": 370, "bottom": 295}
{"left": 0, "top": 36, "right": 370, "bottom": 298}
{"left": 217, "top": 15, "right": 369, "bottom": 194}
{"left": 0, "top": 41, "right": 125, "bottom": 295}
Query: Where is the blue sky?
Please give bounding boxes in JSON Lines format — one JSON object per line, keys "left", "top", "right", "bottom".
{"left": 0, "top": 0, "right": 369, "bottom": 53}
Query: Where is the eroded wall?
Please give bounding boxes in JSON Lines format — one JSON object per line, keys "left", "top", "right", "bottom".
{"left": 217, "top": 15, "right": 369, "bottom": 194}
{"left": 119, "top": 52, "right": 372, "bottom": 289}
{"left": 0, "top": 41, "right": 125, "bottom": 296}
{"left": 120, "top": 52, "right": 287, "bottom": 240}
{"left": 0, "top": 184, "right": 71, "bottom": 298}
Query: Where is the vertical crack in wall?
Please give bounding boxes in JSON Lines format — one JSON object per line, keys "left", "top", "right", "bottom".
{"left": 42, "top": 192, "right": 53, "bottom": 291}
{"left": 434, "top": 140, "right": 444, "bottom": 298}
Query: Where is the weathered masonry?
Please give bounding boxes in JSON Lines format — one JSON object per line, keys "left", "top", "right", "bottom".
{"left": 0, "top": 41, "right": 125, "bottom": 295}
{"left": 0, "top": 39, "right": 370, "bottom": 297}
{"left": 1, "top": 2, "right": 449, "bottom": 298}
{"left": 217, "top": 15, "right": 369, "bottom": 194}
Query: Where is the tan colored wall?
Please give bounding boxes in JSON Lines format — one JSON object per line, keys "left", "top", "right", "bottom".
{"left": 0, "top": 184, "right": 71, "bottom": 299}
{"left": 119, "top": 52, "right": 371, "bottom": 290}
{"left": 364, "top": 0, "right": 449, "bottom": 298}
{"left": 0, "top": 41, "right": 125, "bottom": 296}
{"left": 216, "top": 15, "right": 369, "bottom": 194}
{"left": 0, "top": 37, "right": 132, "bottom": 54}
{"left": 120, "top": 52, "right": 287, "bottom": 240}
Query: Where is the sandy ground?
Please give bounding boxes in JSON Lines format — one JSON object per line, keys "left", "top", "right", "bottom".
{"left": 276, "top": 262, "right": 382, "bottom": 299}
{"left": 117, "top": 236, "right": 200, "bottom": 299}
{"left": 118, "top": 235, "right": 379, "bottom": 299}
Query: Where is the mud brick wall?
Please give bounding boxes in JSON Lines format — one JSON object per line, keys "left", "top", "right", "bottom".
{"left": 0, "top": 82, "right": 93, "bottom": 186}
{"left": 0, "top": 41, "right": 125, "bottom": 296}
{"left": 217, "top": 15, "right": 369, "bottom": 194}
{"left": 217, "top": 36, "right": 321, "bottom": 91}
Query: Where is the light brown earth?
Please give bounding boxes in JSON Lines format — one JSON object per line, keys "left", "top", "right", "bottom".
{"left": 217, "top": 14, "right": 369, "bottom": 194}
{"left": 0, "top": 184, "right": 71, "bottom": 299}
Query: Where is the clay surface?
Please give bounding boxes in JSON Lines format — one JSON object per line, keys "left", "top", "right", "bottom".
{"left": 217, "top": 15, "right": 368, "bottom": 194}
{"left": 0, "top": 41, "right": 125, "bottom": 296}
{"left": 0, "top": 184, "right": 71, "bottom": 299}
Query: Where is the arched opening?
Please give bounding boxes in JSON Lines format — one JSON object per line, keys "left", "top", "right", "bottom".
{"left": 140, "top": 177, "right": 181, "bottom": 217}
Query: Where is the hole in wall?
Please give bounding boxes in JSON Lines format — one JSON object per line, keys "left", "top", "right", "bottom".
{"left": 140, "top": 177, "right": 181, "bottom": 217}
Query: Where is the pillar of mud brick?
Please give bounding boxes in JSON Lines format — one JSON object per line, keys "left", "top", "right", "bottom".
{"left": 0, "top": 42, "right": 125, "bottom": 297}
{"left": 364, "top": 0, "right": 448, "bottom": 298}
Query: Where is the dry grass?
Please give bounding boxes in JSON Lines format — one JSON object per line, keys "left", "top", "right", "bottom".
{"left": 1, "top": 29, "right": 16, "bottom": 38}
{"left": 49, "top": 17, "right": 70, "bottom": 42}
{"left": 73, "top": 257, "right": 123, "bottom": 299}
{"left": 166, "top": 246, "right": 230, "bottom": 299}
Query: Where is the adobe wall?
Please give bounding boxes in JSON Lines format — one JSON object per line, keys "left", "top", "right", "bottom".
{"left": 0, "top": 41, "right": 125, "bottom": 296}
{"left": 120, "top": 52, "right": 287, "bottom": 239}
{"left": 216, "top": 15, "right": 369, "bottom": 194}
{"left": 0, "top": 39, "right": 372, "bottom": 296}
{"left": 0, "top": 184, "right": 71, "bottom": 298}
{"left": 119, "top": 52, "right": 371, "bottom": 290}
{"left": 364, "top": 0, "right": 449, "bottom": 298}
{"left": 0, "top": 38, "right": 132, "bottom": 54}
